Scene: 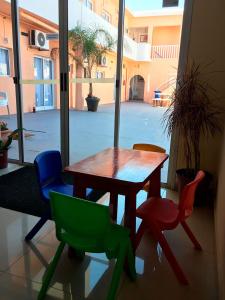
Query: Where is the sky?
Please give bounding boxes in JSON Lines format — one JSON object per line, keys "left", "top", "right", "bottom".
{"left": 125, "top": 0, "right": 184, "bottom": 11}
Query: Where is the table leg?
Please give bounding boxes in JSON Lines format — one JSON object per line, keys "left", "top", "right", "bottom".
{"left": 124, "top": 192, "right": 137, "bottom": 250}
{"left": 147, "top": 167, "right": 161, "bottom": 198}
{"left": 73, "top": 180, "right": 86, "bottom": 198}
{"left": 109, "top": 192, "right": 118, "bottom": 221}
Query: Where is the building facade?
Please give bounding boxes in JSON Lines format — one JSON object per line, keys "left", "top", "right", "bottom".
{"left": 0, "top": 0, "right": 183, "bottom": 115}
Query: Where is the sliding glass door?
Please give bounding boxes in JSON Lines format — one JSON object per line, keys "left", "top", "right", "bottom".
{"left": 0, "top": 0, "right": 19, "bottom": 160}
{"left": 67, "top": 0, "right": 122, "bottom": 164}
{"left": 17, "top": 0, "right": 60, "bottom": 163}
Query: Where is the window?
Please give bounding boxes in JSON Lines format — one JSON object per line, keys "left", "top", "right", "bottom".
{"left": 0, "top": 48, "right": 10, "bottom": 76}
{"left": 102, "top": 10, "right": 111, "bottom": 23}
{"left": 96, "top": 71, "right": 105, "bottom": 79}
{"left": 85, "top": 0, "right": 93, "bottom": 10}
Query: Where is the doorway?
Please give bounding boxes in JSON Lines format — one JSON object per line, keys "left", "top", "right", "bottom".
{"left": 129, "top": 75, "right": 145, "bottom": 101}
{"left": 34, "top": 57, "right": 54, "bottom": 110}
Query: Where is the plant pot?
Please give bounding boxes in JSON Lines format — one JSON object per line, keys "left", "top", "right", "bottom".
{"left": 176, "top": 168, "right": 214, "bottom": 207}
{"left": 85, "top": 96, "right": 100, "bottom": 112}
{"left": 0, "top": 150, "right": 8, "bottom": 169}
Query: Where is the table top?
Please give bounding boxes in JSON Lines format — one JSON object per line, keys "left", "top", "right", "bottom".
{"left": 65, "top": 148, "right": 168, "bottom": 185}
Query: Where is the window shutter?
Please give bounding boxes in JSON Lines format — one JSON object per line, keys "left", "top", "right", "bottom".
{"left": 163, "top": 0, "right": 179, "bottom": 7}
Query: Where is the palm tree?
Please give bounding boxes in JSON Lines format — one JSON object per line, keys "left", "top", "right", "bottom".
{"left": 69, "top": 25, "right": 114, "bottom": 98}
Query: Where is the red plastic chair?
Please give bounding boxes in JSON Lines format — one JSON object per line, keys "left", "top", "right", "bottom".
{"left": 136, "top": 171, "right": 205, "bottom": 285}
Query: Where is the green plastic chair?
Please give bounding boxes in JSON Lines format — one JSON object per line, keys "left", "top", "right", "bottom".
{"left": 38, "top": 191, "right": 136, "bottom": 300}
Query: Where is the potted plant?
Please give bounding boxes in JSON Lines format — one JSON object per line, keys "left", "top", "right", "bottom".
{"left": 163, "top": 62, "right": 224, "bottom": 205}
{"left": 69, "top": 25, "right": 114, "bottom": 111}
{"left": 0, "top": 129, "right": 21, "bottom": 169}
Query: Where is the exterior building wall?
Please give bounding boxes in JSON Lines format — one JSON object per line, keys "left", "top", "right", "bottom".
{"left": 0, "top": 0, "right": 183, "bottom": 115}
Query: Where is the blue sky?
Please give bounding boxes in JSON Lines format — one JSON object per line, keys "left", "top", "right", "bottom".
{"left": 126, "top": 0, "right": 184, "bottom": 11}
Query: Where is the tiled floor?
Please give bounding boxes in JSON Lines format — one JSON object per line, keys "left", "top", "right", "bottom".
{"left": 0, "top": 167, "right": 218, "bottom": 299}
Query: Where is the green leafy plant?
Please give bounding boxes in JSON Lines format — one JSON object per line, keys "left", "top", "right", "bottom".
{"left": 69, "top": 25, "right": 114, "bottom": 98}
{"left": 0, "top": 129, "right": 22, "bottom": 151}
{"left": 163, "top": 62, "right": 224, "bottom": 171}
{"left": 0, "top": 121, "right": 8, "bottom": 131}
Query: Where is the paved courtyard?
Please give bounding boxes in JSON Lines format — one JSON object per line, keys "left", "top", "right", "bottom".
{"left": 1, "top": 102, "right": 170, "bottom": 181}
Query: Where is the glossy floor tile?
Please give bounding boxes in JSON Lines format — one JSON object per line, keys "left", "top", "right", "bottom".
{"left": 0, "top": 188, "right": 218, "bottom": 299}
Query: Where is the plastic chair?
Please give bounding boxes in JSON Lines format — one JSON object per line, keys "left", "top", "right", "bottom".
{"left": 38, "top": 191, "right": 136, "bottom": 300}
{"left": 133, "top": 143, "right": 166, "bottom": 192}
{"left": 109, "top": 143, "right": 166, "bottom": 221}
{"left": 25, "top": 150, "right": 93, "bottom": 241}
{"left": 136, "top": 171, "right": 205, "bottom": 285}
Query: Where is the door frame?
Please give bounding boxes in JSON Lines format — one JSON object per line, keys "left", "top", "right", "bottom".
{"left": 10, "top": 0, "right": 194, "bottom": 187}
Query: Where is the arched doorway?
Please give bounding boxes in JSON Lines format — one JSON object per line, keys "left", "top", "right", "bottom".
{"left": 129, "top": 75, "right": 145, "bottom": 101}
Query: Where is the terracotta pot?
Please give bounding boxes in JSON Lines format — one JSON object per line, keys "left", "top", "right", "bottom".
{"left": 0, "top": 150, "right": 8, "bottom": 169}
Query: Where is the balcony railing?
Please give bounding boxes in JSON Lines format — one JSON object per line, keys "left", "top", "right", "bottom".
{"left": 151, "top": 45, "right": 180, "bottom": 59}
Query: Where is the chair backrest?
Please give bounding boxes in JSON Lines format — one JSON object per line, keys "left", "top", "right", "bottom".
{"left": 34, "top": 150, "right": 62, "bottom": 188}
{"left": 133, "top": 143, "right": 166, "bottom": 153}
{"left": 50, "top": 191, "right": 111, "bottom": 240}
{"left": 178, "top": 170, "right": 205, "bottom": 219}
{"left": 0, "top": 92, "right": 8, "bottom": 106}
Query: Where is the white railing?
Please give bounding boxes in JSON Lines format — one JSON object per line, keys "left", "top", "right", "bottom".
{"left": 151, "top": 45, "right": 180, "bottom": 59}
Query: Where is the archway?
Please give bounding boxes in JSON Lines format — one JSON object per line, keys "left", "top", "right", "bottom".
{"left": 129, "top": 75, "right": 145, "bottom": 101}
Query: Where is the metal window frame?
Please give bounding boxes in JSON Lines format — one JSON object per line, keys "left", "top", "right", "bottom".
{"left": 11, "top": 0, "right": 24, "bottom": 164}
{"left": 9, "top": 0, "right": 193, "bottom": 189}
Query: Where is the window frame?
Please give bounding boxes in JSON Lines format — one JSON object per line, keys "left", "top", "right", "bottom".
{"left": 0, "top": 47, "right": 11, "bottom": 77}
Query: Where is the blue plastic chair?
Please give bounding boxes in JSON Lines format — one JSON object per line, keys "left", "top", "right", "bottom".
{"left": 25, "top": 150, "right": 93, "bottom": 241}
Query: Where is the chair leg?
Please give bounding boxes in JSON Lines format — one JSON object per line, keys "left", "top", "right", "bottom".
{"left": 38, "top": 242, "right": 65, "bottom": 300}
{"left": 135, "top": 221, "right": 146, "bottom": 250}
{"left": 181, "top": 221, "right": 202, "bottom": 250}
{"left": 109, "top": 192, "right": 118, "bottom": 221}
{"left": 152, "top": 226, "right": 189, "bottom": 285}
{"left": 126, "top": 240, "right": 136, "bottom": 281}
{"left": 107, "top": 244, "right": 127, "bottom": 300}
{"left": 25, "top": 215, "right": 49, "bottom": 241}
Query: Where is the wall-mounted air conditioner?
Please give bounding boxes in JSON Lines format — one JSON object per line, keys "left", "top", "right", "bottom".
{"left": 30, "top": 30, "right": 49, "bottom": 50}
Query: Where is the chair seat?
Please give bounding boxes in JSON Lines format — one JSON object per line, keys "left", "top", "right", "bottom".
{"left": 136, "top": 197, "right": 179, "bottom": 229}
{"left": 42, "top": 183, "right": 93, "bottom": 201}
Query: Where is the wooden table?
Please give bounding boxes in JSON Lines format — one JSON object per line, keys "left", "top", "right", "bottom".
{"left": 65, "top": 147, "right": 168, "bottom": 248}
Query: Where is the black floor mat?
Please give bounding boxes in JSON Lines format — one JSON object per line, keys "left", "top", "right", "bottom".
{"left": 0, "top": 166, "right": 105, "bottom": 217}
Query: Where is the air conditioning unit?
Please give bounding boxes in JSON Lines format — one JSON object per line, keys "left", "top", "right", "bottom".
{"left": 30, "top": 30, "right": 49, "bottom": 50}
{"left": 100, "top": 56, "right": 107, "bottom": 67}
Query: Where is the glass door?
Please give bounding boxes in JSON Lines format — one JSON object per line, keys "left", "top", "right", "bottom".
{"left": 17, "top": 0, "right": 60, "bottom": 163}
{"left": 68, "top": 0, "right": 121, "bottom": 163}
{"left": 0, "top": 0, "right": 19, "bottom": 160}
{"left": 34, "top": 57, "right": 54, "bottom": 110}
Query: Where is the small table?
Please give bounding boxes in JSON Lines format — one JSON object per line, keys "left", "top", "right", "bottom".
{"left": 65, "top": 148, "right": 168, "bottom": 248}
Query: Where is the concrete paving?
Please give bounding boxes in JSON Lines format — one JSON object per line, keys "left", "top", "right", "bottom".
{"left": 1, "top": 102, "right": 170, "bottom": 181}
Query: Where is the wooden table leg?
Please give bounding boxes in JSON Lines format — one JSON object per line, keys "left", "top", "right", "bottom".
{"left": 73, "top": 180, "right": 86, "bottom": 198}
{"left": 147, "top": 167, "right": 161, "bottom": 198}
{"left": 109, "top": 192, "right": 118, "bottom": 221}
{"left": 124, "top": 192, "right": 137, "bottom": 251}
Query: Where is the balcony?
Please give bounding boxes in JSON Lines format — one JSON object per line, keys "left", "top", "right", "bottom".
{"left": 17, "top": 0, "right": 151, "bottom": 62}
{"left": 151, "top": 44, "right": 180, "bottom": 59}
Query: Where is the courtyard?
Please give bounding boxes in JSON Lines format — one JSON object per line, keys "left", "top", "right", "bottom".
{"left": 1, "top": 102, "right": 170, "bottom": 182}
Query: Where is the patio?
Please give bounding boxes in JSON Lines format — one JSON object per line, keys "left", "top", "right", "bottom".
{"left": 1, "top": 102, "right": 170, "bottom": 182}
